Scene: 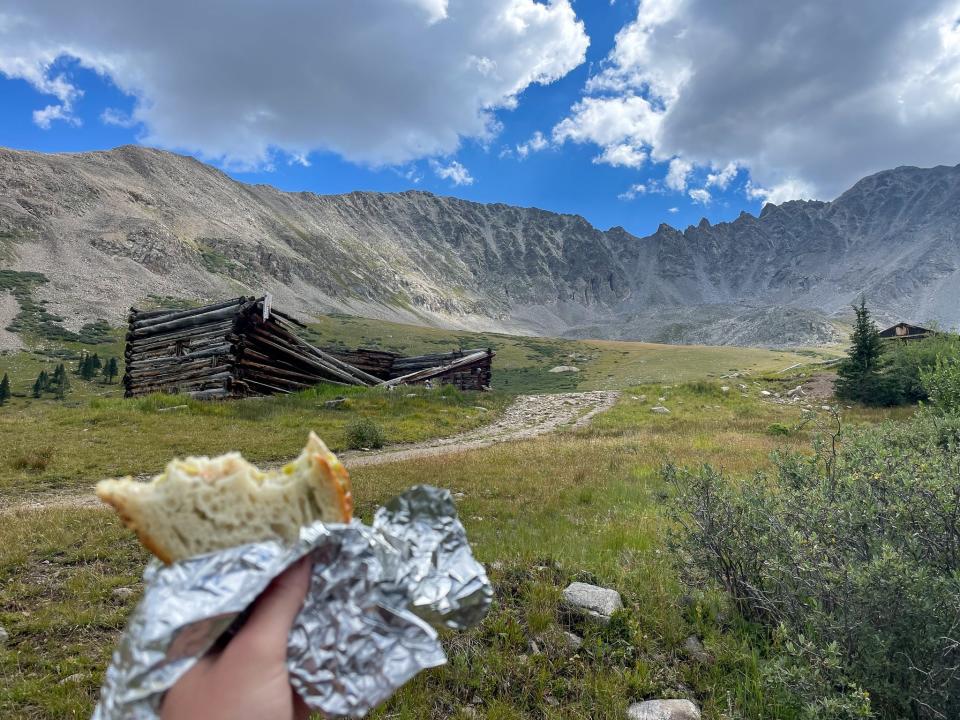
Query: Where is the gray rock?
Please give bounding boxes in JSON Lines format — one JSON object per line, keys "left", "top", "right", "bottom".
{"left": 683, "top": 635, "right": 711, "bottom": 663}
{"left": 651, "top": 406, "right": 670, "bottom": 414}
{"left": 323, "top": 397, "right": 347, "bottom": 408}
{"left": 760, "top": 390, "right": 773, "bottom": 397}
{"left": 720, "top": 386, "right": 729, "bottom": 393}
{"left": 563, "top": 631, "right": 583, "bottom": 651}
{"left": 626, "top": 699, "right": 701, "bottom": 720}
{"left": 562, "top": 581, "right": 623, "bottom": 622}
{"left": 111, "top": 587, "right": 136, "bottom": 600}
{"left": 0, "top": 625, "right": 8, "bottom": 645}
{"left": 59, "top": 673, "right": 86, "bottom": 686}
{"left": 548, "top": 365, "right": 580, "bottom": 373}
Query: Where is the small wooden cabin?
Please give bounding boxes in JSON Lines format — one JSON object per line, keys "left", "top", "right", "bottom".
{"left": 124, "top": 296, "right": 494, "bottom": 398}
{"left": 878, "top": 322, "right": 934, "bottom": 342}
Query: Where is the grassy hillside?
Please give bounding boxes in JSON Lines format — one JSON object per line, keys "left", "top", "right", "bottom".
{"left": 0, "top": 313, "right": 820, "bottom": 498}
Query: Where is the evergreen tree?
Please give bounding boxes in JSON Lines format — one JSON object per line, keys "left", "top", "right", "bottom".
{"left": 80, "top": 353, "right": 102, "bottom": 381}
{"left": 52, "top": 363, "right": 69, "bottom": 399}
{"left": 32, "top": 371, "right": 46, "bottom": 398}
{"left": 0, "top": 373, "right": 9, "bottom": 405}
{"left": 102, "top": 357, "right": 119, "bottom": 384}
{"left": 835, "top": 298, "right": 888, "bottom": 404}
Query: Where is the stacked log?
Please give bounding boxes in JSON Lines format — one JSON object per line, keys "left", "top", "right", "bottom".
{"left": 124, "top": 297, "right": 250, "bottom": 398}
{"left": 125, "top": 296, "right": 495, "bottom": 398}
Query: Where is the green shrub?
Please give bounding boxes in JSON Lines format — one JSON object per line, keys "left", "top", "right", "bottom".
{"left": 883, "top": 333, "right": 960, "bottom": 405}
{"left": 345, "top": 417, "right": 386, "bottom": 450}
{"left": 921, "top": 354, "right": 960, "bottom": 412}
{"left": 765, "top": 422, "right": 791, "bottom": 436}
{"left": 666, "top": 410, "right": 960, "bottom": 719}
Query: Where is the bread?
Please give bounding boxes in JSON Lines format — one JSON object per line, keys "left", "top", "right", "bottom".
{"left": 96, "top": 432, "right": 353, "bottom": 564}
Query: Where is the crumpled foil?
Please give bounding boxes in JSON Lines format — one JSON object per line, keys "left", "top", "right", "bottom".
{"left": 92, "top": 485, "right": 492, "bottom": 719}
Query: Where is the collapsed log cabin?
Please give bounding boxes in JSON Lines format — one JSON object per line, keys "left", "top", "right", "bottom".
{"left": 124, "top": 296, "right": 494, "bottom": 398}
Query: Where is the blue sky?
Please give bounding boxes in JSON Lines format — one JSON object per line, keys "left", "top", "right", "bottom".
{"left": 2, "top": 0, "right": 959, "bottom": 238}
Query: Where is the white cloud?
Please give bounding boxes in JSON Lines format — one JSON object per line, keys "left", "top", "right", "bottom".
{"left": 0, "top": 0, "right": 588, "bottom": 168}
{"left": 33, "top": 103, "right": 80, "bottom": 128}
{"left": 552, "top": 94, "right": 663, "bottom": 168}
{"left": 516, "top": 130, "right": 548, "bottom": 158}
{"left": 667, "top": 206, "right": 679, "bottom": 213}
{"left": 618, "top": 183, "right": 648, "bottom": 200}
{"left": 746, "top": 178, "right": 816, "bottom": 206}
{"left": 555, "top": 0, "right": 960, "bottom": 202}
{"left": 665, "top": 157, "right": 692, "bottom": 191}
{"left": 594, "top": 143, "right": 647, "bottom": 168}
{"left": 430, "top": 158, "right": 474, "bottom": 185}
{"left": 705, "top": 161, "right": 737, "bottom": 190}
{"left": 100, "top": 107, "right": 136, "bottom": 128}
{"left": 688, "top": 187, "right": 711, "bottom": 204}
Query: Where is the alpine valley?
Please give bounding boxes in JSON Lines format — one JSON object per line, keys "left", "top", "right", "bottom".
{"left": 1, "top": 144, "right": 958, "bottom": 348}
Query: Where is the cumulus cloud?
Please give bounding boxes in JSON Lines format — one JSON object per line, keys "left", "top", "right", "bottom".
{"left": 554, "top": 0, "right": 960, "bottom": 201}
{"left": 516, "top": 130, "right": 548, "bottom": 158}
{"left": 688, "top": 188, "right": 711, "bottom": 204}
{"left": 618, "top": 183, "right": 648, "bottom": 200}
{"left": 430, "top": 159, "right": 474, "bottom": 185}
{"left": 0, "top": 0, "right": 588, "bottom": 168}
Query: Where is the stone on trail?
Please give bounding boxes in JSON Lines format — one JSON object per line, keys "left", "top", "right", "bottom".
{"left": 562, "top": 581, "right": 623, "bottom": 622}
{"left": 651, "top": 406, "right": 670, "bottom": 414}
{"left": 548, "top": 365, "right": 580, "bottom": 373}
{"left": 626, "top": 699, "right": 701, "bottom": 720}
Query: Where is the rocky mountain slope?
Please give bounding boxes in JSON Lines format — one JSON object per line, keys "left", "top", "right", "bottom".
{"left": 1, "top": 145, "right": 958, "bottom": 348}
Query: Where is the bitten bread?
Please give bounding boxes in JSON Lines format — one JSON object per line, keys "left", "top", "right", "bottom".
{"left": 96, "top": 432, "right": 353, "bottom": 564}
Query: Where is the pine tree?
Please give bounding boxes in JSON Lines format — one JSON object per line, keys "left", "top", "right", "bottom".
{"left": 53, "top": 363, "right": 69, "bottom": 400}
{"left": 835, "top": 298, "right": 888, "bottom": 404}
{"left": 32, "top": 372, "right": 46, "bottom": 398}
{"left": 0, "top": 373, "right": 9, "bottom": 405}
{"left": 80, "top": 353, "right": 102, "bottom": 381}
{"left": 102, "top": 357, "right": 119, "bottom": 384}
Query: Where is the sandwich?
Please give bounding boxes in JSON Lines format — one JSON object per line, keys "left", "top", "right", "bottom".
{"left": 96, "top": 432, "right": 353, "bottom": 564}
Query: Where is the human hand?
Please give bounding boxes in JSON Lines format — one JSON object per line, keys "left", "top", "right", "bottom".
{"left": 161, "top": 557, "right": 313, "bottom": 720}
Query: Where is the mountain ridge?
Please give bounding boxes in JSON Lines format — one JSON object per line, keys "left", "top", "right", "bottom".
{"left": 1, "top": 144, "right": 958, "bottom": 348}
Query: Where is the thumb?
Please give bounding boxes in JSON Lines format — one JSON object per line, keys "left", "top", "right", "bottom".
{"left": 226, "top": 556, "right": 313, "bottom": 662}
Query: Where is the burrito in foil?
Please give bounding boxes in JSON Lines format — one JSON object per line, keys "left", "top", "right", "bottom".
{"left": 93, "top": 485, "right": 492, "bottom": 719}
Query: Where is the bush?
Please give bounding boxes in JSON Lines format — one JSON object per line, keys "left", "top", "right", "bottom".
{"left": 344, "top": 417, "right": 386, "bottom": 450}
{"left": 921, "top": 354, "right": 960, "bottom": 412}
{"left": 667, "top": 410, "right": 960, "bottom": 719}
{"left": 765, "top": 422, "right": 791, "bottom": 436}
{"left": 882, "top": 333, "right": 960, "bottom": 405}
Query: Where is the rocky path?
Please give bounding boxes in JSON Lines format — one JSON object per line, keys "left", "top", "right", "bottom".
{"left": 1, "top": 391, "right": 619, "bottom": 513}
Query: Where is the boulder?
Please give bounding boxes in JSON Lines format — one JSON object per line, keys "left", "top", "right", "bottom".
{"left": 111, "top": 587, "right": 136, "bottom": 600}
{"left": 562, "top": 581, "right": 623, "bottom": 622}
{"left": 626, "top": 699, "right": 701, "bottom": 720}
{"left": 650, "top": 406, "right": 670, "bottom": 414}
{"left": 548, "top": 365, "right": 580, "bottom": 373}
{"left": 760, "top": 390, "right": 773, "bottom": 397}
{"left": 0, "top": 625, "right": 8, "bottom": 646}
{"left": 324, "top": 397, "right": 347, "bottom": 408}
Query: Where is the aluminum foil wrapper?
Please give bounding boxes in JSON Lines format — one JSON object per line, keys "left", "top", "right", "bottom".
{"left": 93, "top": 485, "right": 492, "bottom": 719}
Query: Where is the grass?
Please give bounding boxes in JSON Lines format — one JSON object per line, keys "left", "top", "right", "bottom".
{"left": 0, "top": 314, "right": 816, "bottom": 499}
{"left": 0, "top": 383, "right": 507, "bottom": 497}
{"left": 0, "top": 380, "right": 908, "bottom": 719}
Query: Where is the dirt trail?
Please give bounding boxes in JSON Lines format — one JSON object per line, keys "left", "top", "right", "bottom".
{"left": 1, "top": 391, "right": 619, "bottom": 513}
